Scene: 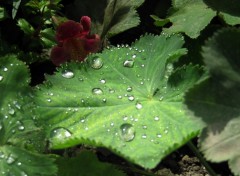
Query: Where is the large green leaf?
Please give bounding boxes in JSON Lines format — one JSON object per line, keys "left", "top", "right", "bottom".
{"left": 185, "top": 28, "right": 240, "bottom": 176}
{"left": 161, "top": 0, "right": 216, "bottom": 38}
{"left": 34, "top": 34, "right": 204, "bottom": 169}
{"left": 0, "top": 55, "right": 57, "bottom": 175}
{"left": 56, "top": 151, "right": 126, "bottom": 176}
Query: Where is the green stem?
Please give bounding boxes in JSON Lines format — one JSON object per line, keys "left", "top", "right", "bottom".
{"left": 187, "top": 141, "right": 218, "bottom": 176}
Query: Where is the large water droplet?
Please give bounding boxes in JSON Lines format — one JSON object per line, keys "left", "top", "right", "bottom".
{"left": 92, "top": 88, "right": 103, "bottom": 95}
{"left": 6, "top": 154, "right": 16, "bottom": 164}
{"left": 91, "top": 56, "right": 103, "bottom": 69}
{"left": 62, "top": 70, "right": 74, "bottom": 79}
{"left": 135, "top": 102, "right": 143, "bottom": 110}
{"left": 126, "top": 86, "right": 132, "bottom": 92}
{"left": 50, "top": 127, "right": 72, "bottom": 141}
{"left": 119, "top": 123, "right": 135, "bottom": 142}
{"left": 128, "top": 95, "right": 135, "bottom": 101}
{"left": 0, "top": 76, "right": 3, "bottom": 82}
{"left": 123, "top": 60, "right": 134, "bottom": 68}
{"left": 3, "top": 67, "right": 8, "bottom": 72}
{"left": 8, "top": 108, "right": 15, "bottom": 115}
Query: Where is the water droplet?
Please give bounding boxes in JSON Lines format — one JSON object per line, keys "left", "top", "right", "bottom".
{"left": 157, "top": 134, "right": 162, "bottom": 138}
{"left": 0, "top": 152, "right": 5, "bottom": 158}
{"left": 3, "top": 67, "right": 8, "bottom": 72}
{"left": 99, "top": 79, "right": 106, "bottom": 84}
{"left": 159, "top": 96, "right": 164, "bottom": 101}
{"left": 18, "top": 125, "right": 25, "bottom": 131}
{"left": 140, "top": 81, "right": 144, "bottom": 85}
{"left": 90, "top": 56, "right": 103, "bottom": 69}
{"left": 135, "top": 102, "right": 143, "bottom": 110}
{"left": 0, "top": 122, "right": 3, "bottom": 130}
{"left": 128, "top": 95, "right": 135, "bottom": 101}
{"left": 110, "top": 122, "right": 114, "bottom": 127}
{"left": 141, "top": 64, "right": 145, "bottom": 68}
{"left": 102, "top": 98, "right": 107, "bottom": 103}
{"left": 132, "top": 54, "right": 137, "bottom": 59}
{"left": 154, "top": 116, "right": 159, "bottom": 121}
{"left": 126, "top": 86, "right": 132, "bottom": 92}
{"left": 142, "top": 125, "right": 147, "bottom": 129}
{"left": 119, "top": 123, "right": 135, "bottom": 142}
{"left": 0, "top": 76, "right": 3, "bottom": 82}
{"left": 50, "top": 127, "right": 72, "bottom": 141}
{"left": 109, "top": 89, "right": 115, "bottom": 93}
{"left": 122, "top": 115, "right": 128, "bottom": 121}
{"left": 92, "top": 88, "right": 103, "bottom": 95}
{"left": 118, "top": 95, "right": 122, "bottom": 99}
{"left": 8, "top": 108, "right": 15, "bottom": 115}
{"left": 123, "top": 60, "right": 134, "bottom": 68}
{"left": 20, "top": 171, "right": 28, "bottom": 176}
{"left": 62, "top": 70, "right": 74, "bottom": 79}
{"left": 6, "top": 154, "right": 16, "bottom": 164}
{"left": 47, "top": 98, "right": 52, "bottom": 103}
{"left": 141, "top": 134, "right": 147, "bottom": 139}
{"left": 164, "top": 130, "right": 168, "bottom": 134}
{"left": 17, "top": 162, "right": 22, "bottom": 166}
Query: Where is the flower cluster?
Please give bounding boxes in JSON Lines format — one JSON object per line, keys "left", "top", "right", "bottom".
{"left": 50, "top": 16, "right": 100, "bottom": 66}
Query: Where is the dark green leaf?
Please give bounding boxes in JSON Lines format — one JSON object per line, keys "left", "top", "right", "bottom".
{"left": 17, "top": 19, "right": 35, "bottom": 35}
{"left": 12, "top": 0, "right": 21, "bottom": 19}
{"left": 56, "top": 151, "right": 126, "bottom": 176}
{"left": 202, "top": 28, "right": 240, "bottom": 87}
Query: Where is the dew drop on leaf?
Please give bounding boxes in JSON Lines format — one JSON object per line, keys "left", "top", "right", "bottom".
{"left": 135, "top": 102, "right": 143, "bottom": 110}
{"left": 154, "top": 116, "right": 160, "bottom": 121}
{"left": 62, "top": 70, "right": 74, "bottom": 79}
{"left": 0, "top": 122, "right": 3, "bottom": 130}
{"left": 6, "top": 154, "right": 16, "bottom": 164}
{"left": 126, "top": 86, "right": 132, "bottom": 92}
{"left": 50, "top": 127, "right": 72, "bottom": 141}
{"left": 109, "top": 89, "right": 115, "bottom": 93}
{"left": 128, "top": 95, "right": 135, "bottom": 101}
{"left": 99, "top": 79, "right": 106, "bottom": 84}
{"left": 119, "top": 123, "right": 135, "bottom": 142}
{"left": 91, "top": 56, "right": 103, "bottom": 69}
{"left": 123, "top": 60, "right": 134, "bottom": 68}
{"left": 141, "top": 134, "right": 147, "bottom": 139}
{"left": 3, "top": 67, "right": 8, "bottom": 72}
{"left": 0, "top": 75, "right": 3, "bottom": 82}
{"left": 92, "top": 88, "right": 103, "bottom": 95}
{"left": 157, "top": 133, "right": 162, "bottom": 138}
{"left": 8, "top": 108, "right": 15, "bottom": 115}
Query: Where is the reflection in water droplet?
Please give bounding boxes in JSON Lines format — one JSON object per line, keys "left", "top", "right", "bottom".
{"left": 154, "top": 116, "right": 159, "bottom": 121}
{"left": 126, "top": 86, "right": 132, "bottom": 92}
{"left": 3, "top": 67, "right": 8, "bottom": 72}
{"left": 92, "top": 88, "right": 103, "bottom": 95}
{"left": 91, "top": 56, "right": 103, "bottom": 69}
{"left": 119, "top": 123, "right": 135, "bottom": 142}
{"left": 123, "top": 60, "right": 134, "bottom": 68}
{"left": 118, "top": 95, "right": 122, "bottom": 99}
{"left": 157, "top": 134, "right": 162, "bottom": 138}
{"left": 50, "top": 127, "right": 72, "bottom": 141}
{"left": 135, "top": 102, "right": 143, "bottom": 110}
{"left": 47, "top": 98, "right": 52, "bottom": 103}
{"left": 62, "top": 70, "right": 74, "bottom": 79}
{"left": 0, "top": 76, "right": 3, "bottom": 82}
{"left": 18, "top": 125, "right": 25, "bottom": 131}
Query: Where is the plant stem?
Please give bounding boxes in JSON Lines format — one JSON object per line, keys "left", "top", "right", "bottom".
{"left": 187, "top": 141, "right": 218, "bottom": 176}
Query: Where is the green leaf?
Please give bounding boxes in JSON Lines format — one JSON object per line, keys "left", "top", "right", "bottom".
{"left": 150, "top": 15, "right": 170, "bottom": 27}
{"left": 12, "top": 0, "right": 21, "bottom": 19}
{"left": 34, "top": 34, "right": 204, "bottom": 169}
{"left": 202, "top": 28, "right": 240, "bottom": 87}
{"left": 0, "top": 7, "right": 9, "bottom": 21}
{"left": 17, "top": 18, "right": 35, "bottom": 35}
{"left": 0, "top": 55, "right": 57, "bottom": 175}
{"left": 40, "top": 28, "right": 56, "bottom": 48}
{"left": 163, "top": 0, "right": 215, "bottom": 38}
{"left": 101, "top": 0, "right": 144, "bottom": 37}
{"left": 220, "top": 12, "right": 240, "bottom": 26}
{"left": 56, "top": 151, "right": 126, "bottom": 176}
{"left": 0, "top": 145, "right": 57, "bottom": 176}
{"left": 185, "top": 79, "right": 240, "bottom": 176}
{"left": 185, "top": 28, "right": 240, "bottom": 176}
{"left": 65, "top": 0, "right": 143, "bottom": 38}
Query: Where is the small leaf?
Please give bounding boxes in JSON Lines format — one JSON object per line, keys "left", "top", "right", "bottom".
{"left": 17, "top": 18, "right": 35, "bottom": 35}
{"left": 40, "top": 28, "right": 56, "bottom": 48}
{"left": 0, "top": 145, "right": 57, "bottom": 176}
{"left": 163, "top": 0, "right": 216, "bottom": 38}
{"left": 56, "top": 151, "right": 126, "bottom": 176}
{"left": 12, "top": 0, "right": 21, "bottom": 19}
{"left": 0, "top": 7, "right": 9, "bottom": 21}
{"left": 34, "top": 34, "right": 204, "bottom": 168}
{"left": 151, "top": 15, "right": 170, "bottom": 27}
